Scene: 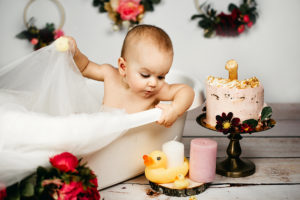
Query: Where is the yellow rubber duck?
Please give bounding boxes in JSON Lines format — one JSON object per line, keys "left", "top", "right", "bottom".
{"left": 143, "top": 150, "right": 189, "bottom": 184}
{"left": 173, "top": 174, "right": 189, "bottom": 189}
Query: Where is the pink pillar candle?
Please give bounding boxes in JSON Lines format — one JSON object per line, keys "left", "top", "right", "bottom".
{"left": 189, "top": 138, "right": 217, "bottom": 183}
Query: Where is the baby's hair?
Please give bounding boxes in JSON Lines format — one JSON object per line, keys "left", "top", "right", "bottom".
{"left": 121, "top": 24, "right": 173, "bottom": 58}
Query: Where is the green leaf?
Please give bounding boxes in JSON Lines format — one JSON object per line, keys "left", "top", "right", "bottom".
{"left": 99, "top": 6, "right": 107, "bottom": 12}
{"left": 93, "top": 0, "right": 101, "bottom": 6}
{"left": 150, "top": 0, "right": 161, "bottom": 4}
{"left": 242, "top": 119, "right": 258, "bottom": 128}
{"left": 228, "top": 3, "right": 238, "bottom": 12}
{"left": 20, "top": 182, "right": 34, "bottom": 197}
{"left": 6, "top": 183, "right": 21, "bottom": 200}
{"left": 16, "top": 31, "right": 28, "bottom": 39}
{"left": 45, "top": 23, "right": 55, "bottom": 32}
{"left": 142, "top": 1, "right": 154, "bottom": 11}
{"left": 20, "top": 173, "right": 37, "bottom": 197}
{"left": 204, "top": 29, "right": 214, "bottom": 38}
{"left": 261, "top": 106, "right": 272, "bottom": 121}
{"left": 37, "top": 166, "right": 47, "bottom": 177}
{"left": 191, "top": 14, "right": 206, "bottom": 20}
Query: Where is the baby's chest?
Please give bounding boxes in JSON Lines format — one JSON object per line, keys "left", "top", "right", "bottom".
{"left": 103, "top": 88, "right": 156, "bottom": 113}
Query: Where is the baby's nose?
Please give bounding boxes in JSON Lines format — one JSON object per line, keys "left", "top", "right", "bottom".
{"left": 148, "top": 77, "right": 157, "bottom": 87}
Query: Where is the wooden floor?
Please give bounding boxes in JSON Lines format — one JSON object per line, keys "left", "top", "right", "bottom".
{"left": 100, "top": 103, "right": 300, "bottom": 200}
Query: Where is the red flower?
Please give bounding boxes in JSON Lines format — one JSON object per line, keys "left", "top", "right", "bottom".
{"left": 247, "top": 21, "right": 253, "bottom": 28}
{"left": 80, "top": 188, "right": 100, "bottom": 200}
{"left": 237, "top": 25, "right": 245, "bottom": 33}
{"left": 240, "top": 123, "right": 254, "bottom": 133}
{"left": 243, "top": 15, "right": 250, "bottom": 23}
{"left": 78, "top": 171, "right": 100, "bottom": 200}
{"left": 0, "top": 185, "right": 6, "bottom": 200}
{"left": 54, "top": 29, "right": 64, "bottom": 40}
{"left": 30, "top": 38, "right": 38, "bottom": 45}
{"left": 216, "top": 112, "right": 240, "bottom": 134}
{"left": 58, "top": 181, "right": 84, "bottom": 200}
{"left": 50, "top": 152, "right": 78, "bottom": 173}
{"left": 216, "top": 8, "right": 242, "bottom": 37}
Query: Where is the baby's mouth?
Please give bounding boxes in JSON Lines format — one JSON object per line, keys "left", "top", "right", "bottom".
{"left": 144, "top": 90, "right": 155, "bottom": 96}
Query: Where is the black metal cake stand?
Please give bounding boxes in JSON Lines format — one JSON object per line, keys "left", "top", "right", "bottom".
{"left": 196, "top": 113, "right": 274, "bottom": 178}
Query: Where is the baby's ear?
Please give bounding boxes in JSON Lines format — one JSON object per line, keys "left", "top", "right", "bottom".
{"left": 118, "top": 57, "right": 127, "bottom": 77}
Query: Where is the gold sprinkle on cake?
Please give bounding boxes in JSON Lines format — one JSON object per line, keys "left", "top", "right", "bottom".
{"left": 207, "top": 76, "right": 260, "bottom": 89}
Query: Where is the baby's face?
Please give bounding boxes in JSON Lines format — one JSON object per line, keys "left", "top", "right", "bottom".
{"left": 124, "top": 40, "right": 173, "bottom": 98}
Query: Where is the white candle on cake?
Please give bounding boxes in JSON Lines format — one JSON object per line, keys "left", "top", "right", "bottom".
{"left": 162, "top": 140, "right": 184, "bottom": 168}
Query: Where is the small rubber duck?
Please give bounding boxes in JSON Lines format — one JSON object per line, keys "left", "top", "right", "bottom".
{"left": 173, "top": 174, "right": 189, "bottom": 189}
{"left": 143, "top": 150, "right": 189, "bottom": 184}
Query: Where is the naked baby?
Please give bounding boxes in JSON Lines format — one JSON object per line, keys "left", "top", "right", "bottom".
{"left": 66, "top": 24, "right": 194, "bottom": 127}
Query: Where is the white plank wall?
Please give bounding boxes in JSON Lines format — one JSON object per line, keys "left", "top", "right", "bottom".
{"left": 100, "top": 103, "right": 300, "bottom": 200}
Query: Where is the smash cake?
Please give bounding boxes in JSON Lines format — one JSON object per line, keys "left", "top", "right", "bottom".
{"left": 204, "top": 60, "right": 274, "bottom": 133}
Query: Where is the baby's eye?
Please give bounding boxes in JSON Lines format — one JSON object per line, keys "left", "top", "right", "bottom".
{"left": 158, "top": 76, "right": 165, "bottom": 80}
{"left": 140, "top": 73, "right": 150, "bottom": 78}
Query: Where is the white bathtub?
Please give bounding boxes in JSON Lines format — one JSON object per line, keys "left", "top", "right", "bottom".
{"left": 83, "top": 70, "right": 204, "bottom": 189}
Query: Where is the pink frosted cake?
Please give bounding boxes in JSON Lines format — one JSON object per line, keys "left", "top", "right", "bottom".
{"left": 205, "top": 61, "right": 264, "bottom": 127}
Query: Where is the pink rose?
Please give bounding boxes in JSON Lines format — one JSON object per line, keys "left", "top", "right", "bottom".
{"left": 54, "top": 29, "right": 65, "bottom": 39}
{"left": 30, "top": 38, "right": 38, "bottom": 45}
{"left": 117, "top": 0, "right": 142, "bottom": 21}
{"left": 50, "top": 152, "right": 78, "bottom": 172}
{"left": 58, "top": 181, "right": 84, "bottom": 200}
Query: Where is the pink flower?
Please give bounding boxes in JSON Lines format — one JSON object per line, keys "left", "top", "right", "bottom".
{"left": 30, "top": 38, "right": 38, "bottom": 45}
{"left": 243, "top": 15, "right": 250, "bottom": 23}
{"left": 247, "top": 21, "right": 253, "bottom": 28}
{"left": 237, "top": 24, "right": 245, "bottom": 33}
{"left": 58, "top": 181, "right": 84, "bottom": 200}
{"left": 50, "top": 152, "right": 78, "bottom": 173}
{"left": 117, "top": 0, "right": 142, "bottom": 21}
{"left": 54, "top": 29, "right": 65, "bottom": 39}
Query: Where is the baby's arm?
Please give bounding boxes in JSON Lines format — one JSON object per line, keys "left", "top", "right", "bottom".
{"left": 64, "top": 36, "right": 113, "bottom": 82}
{"left": 156, "top": 84, "right": 195, "bottom": 127}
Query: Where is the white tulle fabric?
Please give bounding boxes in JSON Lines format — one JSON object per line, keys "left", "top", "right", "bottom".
{"left": 0, "top": 43, "right": 161, "bottom": 188}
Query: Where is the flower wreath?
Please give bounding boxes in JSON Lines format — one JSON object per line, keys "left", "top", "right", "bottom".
{"left": 191, "top": 0, "right": 258, "bottom": 38}
{"left": 92, "top": 0, "right": 161, "bottom": 31}
{"left": 16, "top": 0, "right": 65, "bottom": 50}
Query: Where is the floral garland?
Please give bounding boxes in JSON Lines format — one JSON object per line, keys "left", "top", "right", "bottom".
{"left": 214, "top": 106, "right": 276, "bottom": 134}
{"left": 1, "top": 152, "right": 100, "bottom": 200}
{"left": 92, "top": 0, "right": 161, "bottom": 31}
{"left": 191, "top": 0, "right": 258, "bottom": 38}
{"left": 16, "top": 18, "right": 64, "bottom": 50}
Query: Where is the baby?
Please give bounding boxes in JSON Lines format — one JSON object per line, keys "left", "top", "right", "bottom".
{"left": 67, "top": 24, "right": 194, "bottom": 127}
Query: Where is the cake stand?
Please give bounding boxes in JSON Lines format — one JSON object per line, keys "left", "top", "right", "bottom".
{"left": 196, "top": 113, "right": 274, "bottom": 178}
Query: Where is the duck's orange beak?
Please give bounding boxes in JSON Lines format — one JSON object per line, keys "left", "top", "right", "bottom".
{"left": 143, "top": 155, "right": 154, "bottom": 166}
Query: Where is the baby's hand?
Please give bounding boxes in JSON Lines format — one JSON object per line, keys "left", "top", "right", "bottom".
{"left": 156, "top": 103, "right": 180, "bottom": 128}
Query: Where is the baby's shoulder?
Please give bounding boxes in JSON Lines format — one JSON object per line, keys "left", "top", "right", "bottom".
{"left": 100, "top": 63, "right": 118, "bottom": 76}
